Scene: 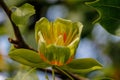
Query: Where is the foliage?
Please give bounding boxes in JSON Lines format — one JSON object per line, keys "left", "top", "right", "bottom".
{"left": 9, "top": 49, "right": 50, "bottom": 68}
{"left": 61, "top": 58, "right": 102, "bottom": 75}
{"left": 0, "top": 0, "right": 120, "bottom": 80}
{"left": 11, "top": 3, "right": 35, "bottom": 27}
{"left": 86, "top": 0, "right": 120, "bottom": 35}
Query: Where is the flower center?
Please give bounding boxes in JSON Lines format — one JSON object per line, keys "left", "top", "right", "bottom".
{"left": 55, "top": 32, "right": 67, "bottom": 46}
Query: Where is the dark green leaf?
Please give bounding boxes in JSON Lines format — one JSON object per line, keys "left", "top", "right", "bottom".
{"left": 86, "top": 0, "right": 120, "bottom": 36}
{"left": 9, "top": 49, "right": 50, "bottom": 68}
{"left": 11, "top": 3, "right": 35, "bottom": 27}
{"left": 61, "top": 58, "right": 102, "bottom": 74}
{"left": 66, "top": 0, "right": 96, "bottom": 4}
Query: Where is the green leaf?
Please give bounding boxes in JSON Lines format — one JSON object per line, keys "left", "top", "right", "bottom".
{"left": 61, "top": 58, "right": 102, "bottom": 75}
{"left": 9, "top": 49, "right": 50, "bottom": 68}
{"left": 86, "top": 0, "right": 120, "bottom": 36}
{"left": 66, "top": 0, "right": 96, "bottom": 4}
{"left": 11, "top": 3, "right": 35, "bottom": 27}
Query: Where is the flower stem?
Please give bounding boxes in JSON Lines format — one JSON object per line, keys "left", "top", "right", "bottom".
{"left": 55, "top": 66, "right": 74, "bottom": 80}
{"left": 45, "top": 70, "right": 49, "bottom": 80}
{"left": 21, "top": 67, "right": 36, "bottom": 80}
{"left": 52, "top": 66, "right": 55, "bottom": 80}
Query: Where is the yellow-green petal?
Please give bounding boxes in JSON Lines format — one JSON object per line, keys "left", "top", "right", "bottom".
{"left": 35, "top": 17, "right": 51, "bottom": 43}
{"left": 53, "top": 18, "right": 73, "bottom": 45}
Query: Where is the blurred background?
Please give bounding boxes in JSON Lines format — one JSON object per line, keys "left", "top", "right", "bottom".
{"left": 0, "top": 0, "right": 120, "bottom": 80}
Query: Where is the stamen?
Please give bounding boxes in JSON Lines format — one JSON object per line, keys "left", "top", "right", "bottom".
{"left": 55, "top": 35, "right": 63, "bottom": 45}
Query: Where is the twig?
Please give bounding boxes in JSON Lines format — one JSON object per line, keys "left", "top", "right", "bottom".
{"left": 0, "top": 0, "right": 34, "bottom": 50}
{"left": 54, "top": 66, "right": 88, "bottom": 80}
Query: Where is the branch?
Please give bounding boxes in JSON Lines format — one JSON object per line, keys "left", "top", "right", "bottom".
{"left": 0, "top": 0, "right": 34, "bottom": 50}
{"left": 39, "top": 68, "right": 87, "bottom": 80}
{"left": 0, "top": 0, "right": 87, "bottom": 80}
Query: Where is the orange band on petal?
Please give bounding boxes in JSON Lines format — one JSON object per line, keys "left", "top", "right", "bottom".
{"left": 63, "top": 32, "right": 67, "bottom": 43}
{"left": 50, "top": 60, "right": 63, "bottom": 66}
{"left": 39, "top": 52, "right": 49, "bottom": 63}
{"left": 66, "top": 56, "right": 73, "bottom": 64}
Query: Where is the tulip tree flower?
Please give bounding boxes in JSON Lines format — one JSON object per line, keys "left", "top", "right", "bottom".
{"left": 9, "top": 17, "right": 102, "bottom": 78}
{"left": 35, "top": 17, "right": 83, "bottom": 66}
